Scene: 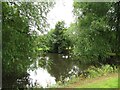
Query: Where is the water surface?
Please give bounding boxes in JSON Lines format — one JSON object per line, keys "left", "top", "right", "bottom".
{"left": 27, "top": 53, "right": 84, "bottom": 88}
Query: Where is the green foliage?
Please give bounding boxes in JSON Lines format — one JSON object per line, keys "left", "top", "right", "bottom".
{"left": 64, "top": 23, "right": 77, "bottom": 50}
{"left": 107, "top": 2, "right": 120, "bottom": 61}
{"left": 2, "top": 1, "right": 119, "bottom": 88}
{"left": 47, "top": 21, "right": 71, "bottom": 54}
{"left": 2, "top": 2, "right": 54, "bottom": 88}
{"left": 86, "top": 65, "right": 118, "bottom": 78}
{"left": 72, "top": 2, "right": 119, "bottom": 64}
{"left": 36, "top": 35, "right": 50, "bottom": 53}
{"left": 3, "top": 2, "right": 35, "bottom": 78}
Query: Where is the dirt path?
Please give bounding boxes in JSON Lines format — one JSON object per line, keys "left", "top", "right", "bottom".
{"left": 65, "top": 73, "right": 118, "bottom": 88}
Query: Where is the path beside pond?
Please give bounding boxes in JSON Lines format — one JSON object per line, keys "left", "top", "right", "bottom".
{"left": 64, "top": 73, "right": 118, "bottom": 88}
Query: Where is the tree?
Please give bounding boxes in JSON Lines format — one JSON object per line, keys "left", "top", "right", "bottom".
{"left": 107, "top": 2, "right": 120, "bottom": 64}
{"left": 47, "top": 21, "right": 71, "bottom": 54}
{"left": 2, "top": 2, "right": 54, "bottom": 88}
{"left": 73, "top": 2, "right": 115, "bottom": 65}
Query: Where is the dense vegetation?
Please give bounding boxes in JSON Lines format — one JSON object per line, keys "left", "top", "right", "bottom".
{"left": 2, "top": 2, "right": 54, "bottom": 88}
{"left": 47, "top": 21, "right": 71, "bottom": 54}
{"left": 72, "top": 2, "right": 120, "bottom": 65}
{"left": 2, "top": 1, "right": 120, "bottom": 89}
{"left": 46, "top": 2, "right": 120, "bottom": 65}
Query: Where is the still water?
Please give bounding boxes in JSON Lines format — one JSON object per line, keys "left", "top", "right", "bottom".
{"left": 27, "top": 53, "right": 84, "bottom": 88}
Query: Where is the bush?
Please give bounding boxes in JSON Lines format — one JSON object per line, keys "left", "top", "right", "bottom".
{"left": 86, "top": 65, "right": 117, "bottom": 78}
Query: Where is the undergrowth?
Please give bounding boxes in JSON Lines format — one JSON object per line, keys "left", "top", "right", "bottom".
{"left": 86, "top": 65, "right": 118, "bottom": 78}
{"left": 50, "top": 64, "right": 118, "bottom": 88}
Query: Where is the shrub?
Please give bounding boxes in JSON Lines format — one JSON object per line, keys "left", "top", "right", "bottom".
{"left": 86, "top": 65, "right": 117, "bottom": 78}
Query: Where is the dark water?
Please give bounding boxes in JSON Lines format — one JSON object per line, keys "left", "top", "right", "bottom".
{"left": 26, "top": 53, "right": 87, "bottom": 88}
{"left": 7, "top": 53, "right": 87, "bottom": 88}
{"left": 46, "top": 53, "right": 80, "bottom": 80}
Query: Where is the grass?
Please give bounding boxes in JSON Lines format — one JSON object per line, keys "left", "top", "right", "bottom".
{"left": 77, "top": 75, "right": 118, "bottom": 88}
{"left": 51, "top": 65, "right": 119, "bottom": 88}
{"left": 64, "top": 73, "right": 118, "bottom": 88}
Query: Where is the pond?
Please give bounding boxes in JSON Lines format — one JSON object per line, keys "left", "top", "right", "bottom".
{"left": 26, "top": 53, "right": 87, "bottom": 88}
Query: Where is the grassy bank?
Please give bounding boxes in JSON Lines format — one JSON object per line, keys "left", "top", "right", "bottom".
{"left": 65, "top": 73, "right": 118, "bottom": 88}
{"left": 51, "top": 65, "right": 119, "bottom": 88}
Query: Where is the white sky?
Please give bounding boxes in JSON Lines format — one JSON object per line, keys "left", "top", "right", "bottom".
{"left": 47, "top": 0, "right": 75, "bottom": 29}
{"left": 32, "top": 0, "right": 74, "bottom": 35}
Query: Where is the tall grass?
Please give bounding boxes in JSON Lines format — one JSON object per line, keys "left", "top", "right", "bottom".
{"left": 86, "top": 64, "right": 118, "bottom": 78}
